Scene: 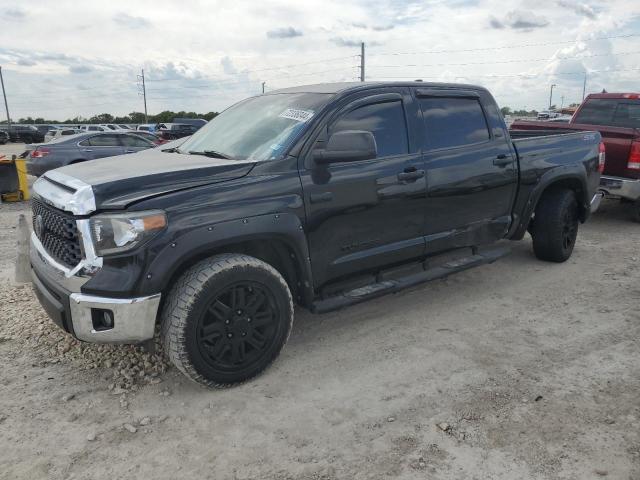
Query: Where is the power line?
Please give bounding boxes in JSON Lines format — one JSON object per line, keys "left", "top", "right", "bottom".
{"left": 371, "top": 33, "right": 640, "bottom": 56}
{"left": 145, "top": 66, "right": 359, "bottom": 94}
{"left": 145, "top": 55, "right": 358, "bottom": 82}
{"left": 368, "top": 50, "right": 640, "bottom": 69}
{"left": 367, "top": 66, "right": 640, "bottom": 80}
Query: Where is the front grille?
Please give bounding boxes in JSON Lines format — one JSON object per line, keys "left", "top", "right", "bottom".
{"left": 32, "top": 198, "right": 82, "bottom": 268}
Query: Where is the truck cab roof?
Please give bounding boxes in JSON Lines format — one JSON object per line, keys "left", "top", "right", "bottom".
{"left": 584, "top": 92, "right": 640, "bottom": 100}
{"left": 268, "top": 81, "right": 489, "bottom": 95}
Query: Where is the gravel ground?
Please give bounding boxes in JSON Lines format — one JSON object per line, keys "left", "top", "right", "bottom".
{"left": 1, "top": 197, "right": 639, "bottom": 480}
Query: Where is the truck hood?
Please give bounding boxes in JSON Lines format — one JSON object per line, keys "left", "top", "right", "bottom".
{"left": 49, "top": 148, "right": 257, "bottom": 211}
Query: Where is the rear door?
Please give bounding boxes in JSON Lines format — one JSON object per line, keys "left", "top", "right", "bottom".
{"left": 417, "top": 89, "right": 517, "bottom": 253}
{"left": 300, "top": 89, "right": 427, "bottom": 287}
{"left": 78, "top": 134, "right": 124, "bottom": 160}
{"left": 120, "top": 133, "right": 154, "bottom": 153}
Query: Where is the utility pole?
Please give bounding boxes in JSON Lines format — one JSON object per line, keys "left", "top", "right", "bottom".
{"left": 0, "top": 66, "right": 12, "bottom": 132}
{"left": 137, "top": 68, "right": 148, "bottom": 123}
{"left": 549, "top": 83, "right": 556, "bottom": 110}
{"left": 582, "top": 72, "right": 587, "bottom": 101}
{"left": 360, "top": 42, "right": 365, "bottom": 82}
{"left": 262, "top": 82, "right": 266, "bottom": 94}
{"left": 560, "top": 95, "right": 564, "bottom": 110}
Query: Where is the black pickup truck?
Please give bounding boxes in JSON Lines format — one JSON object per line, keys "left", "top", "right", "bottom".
{"left": 30, "top": 82, "right": 603, "bottom": 387}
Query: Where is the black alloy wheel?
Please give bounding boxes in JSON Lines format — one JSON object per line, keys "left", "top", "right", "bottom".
{"left": 196, "top": 282, "right": 280, "bottom": 372}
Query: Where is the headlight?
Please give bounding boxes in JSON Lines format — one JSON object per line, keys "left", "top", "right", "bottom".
{"left": 90, "top": 210, "right": 167, "bottom": 256}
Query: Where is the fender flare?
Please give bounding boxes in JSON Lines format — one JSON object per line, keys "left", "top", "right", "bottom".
{"left": 138, "top": 212, "right": 315, "bottom": 305}
{"left": 509, "top": 165, "right": 589, "bottom": 240}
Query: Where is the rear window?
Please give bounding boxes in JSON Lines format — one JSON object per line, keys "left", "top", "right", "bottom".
{"left": 419, "top": 97, "right": 490, "bottom": 150}
{"left": 574, "top": 98, "right": 640, "bottom": 128}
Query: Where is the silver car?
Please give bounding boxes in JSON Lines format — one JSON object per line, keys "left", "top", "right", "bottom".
{"left": 26, "top": 131, "right": 156, "bottom": 177}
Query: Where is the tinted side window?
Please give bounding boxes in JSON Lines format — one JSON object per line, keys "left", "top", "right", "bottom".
{"left": 121, "top": 134, "right": 152, "bottom": 147}
{"left": 419, "top": 97, "right": 490, "bottom": 150}
{"left": 87, "top": 135, "right": 120, "bottom": 147}
{"left": 332, "top": 101, "right": 409, "bottom": 157}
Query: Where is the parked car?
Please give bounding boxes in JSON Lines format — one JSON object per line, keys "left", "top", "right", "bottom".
{"left": 45, "top": 128, "right": 81, "bottom": 143}
{"left": 79, "top": 125, "right": 111, "bottom": 132}
{"left": 136, "top": 124, "right": 156, "bottom": 132}
{"left": 511, "top": 92, "right": 640, "bottom": 221}
{"left": 173, "top": 117, "right": 207, "bottom": 129}
{"left": 35, "top": 125, "right": 58, "bottom": 136}
{"left": 0, "top": 130, "right": 8, "bottom": 145}
{"left": 26, "top": 131, "right": 155, "bottom": 176}
{"left": 536, "top": 110, "right": 561, "bottom": 120}
{"left": 1, "top": 125, "right": 44, "bottom": 143}
{"left": 29, "top": 81, "right": 602, "bottom": 387}
{"left": 100, "top": 124, "right": 129, "bottom": 131}
{"left": 156, "top": 123, "right": 198, "bottom": 141}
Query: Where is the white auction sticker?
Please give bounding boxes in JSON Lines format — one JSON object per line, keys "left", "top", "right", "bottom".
{"left": 279, "top": 108, "right": 314, "bottom": 122}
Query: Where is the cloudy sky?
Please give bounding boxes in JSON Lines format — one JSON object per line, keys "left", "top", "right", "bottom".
{"left": 0, "top": 0, "right": 639, "bottom": 120}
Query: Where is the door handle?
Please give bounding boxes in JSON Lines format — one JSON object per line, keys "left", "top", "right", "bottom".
{"left": 397, "top": 168, "right": 425, "bottom": 181}
{"left": 82, "top": 149, "right": 93, "bottom": 152}
{"left": 124, "top": 149, "right": 135, "bottom": 153}
{"left": 309, "top": 192, "right": 333, "bottom": 204}
{"left": 493, "top": 154, "right": 513, "bottom": 167}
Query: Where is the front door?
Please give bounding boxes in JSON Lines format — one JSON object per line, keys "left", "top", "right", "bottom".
{"left": 300, "top": 90, "right": 427, "bottom": 288}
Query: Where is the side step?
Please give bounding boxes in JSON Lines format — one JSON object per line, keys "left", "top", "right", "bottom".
{"left": 311, "top": 245, "right": 510, "bottom": 314}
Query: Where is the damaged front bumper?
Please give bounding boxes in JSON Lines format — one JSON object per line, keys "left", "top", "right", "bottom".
{"left": 30, "top": 231, "right": 160, "bottom": 344}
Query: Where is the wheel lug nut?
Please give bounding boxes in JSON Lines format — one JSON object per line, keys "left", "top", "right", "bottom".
{"left": 227, "top": 333, "right": 233, "bottom": 338}
{"left": 236, "top": 310, "right": 242, "bottom": 315}
{"left": 225, "top": 320, "right": 230, "bottom": 324}
{"left": 247, "top": 318, "right": 251, "bottom": 322}
{"left": 241, "top": 332, "right": 246, "bottom": 337}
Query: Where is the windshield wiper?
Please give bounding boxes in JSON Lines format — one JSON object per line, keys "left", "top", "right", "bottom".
{"left": 189, "top": 150, "right": 232, "bottom": 159}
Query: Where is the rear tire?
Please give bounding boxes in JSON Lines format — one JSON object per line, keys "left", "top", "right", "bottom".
{"left": 161, "top": 254, "right": 294, "bottom": 388}
{"left": 531, "top": 189, "right": 579, "bottom": 262}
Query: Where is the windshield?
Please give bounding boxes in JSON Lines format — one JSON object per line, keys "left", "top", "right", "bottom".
{"left": 178, "top": 93, "right": 331, "bottom": 160}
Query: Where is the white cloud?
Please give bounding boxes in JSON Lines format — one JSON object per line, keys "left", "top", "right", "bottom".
{"left": 0, "top": 0, "right": 639, "bottom": 119}
{"left": 112, "top": 12, "right": 151, "bottom": 29}
{"left": 266, "top": 27, "right": 303, "bottom": 38}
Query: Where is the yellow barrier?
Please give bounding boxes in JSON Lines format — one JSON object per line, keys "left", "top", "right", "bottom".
{"left": 0, "top": 155, "right": 30, "bottom": 202}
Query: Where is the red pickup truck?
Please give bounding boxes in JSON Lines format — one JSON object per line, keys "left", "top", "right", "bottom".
{"left": 511, "top": 93, "right": 640, "bottom": 221}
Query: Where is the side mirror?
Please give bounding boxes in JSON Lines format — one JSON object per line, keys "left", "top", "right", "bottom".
{"left": 313, "top": 130, "right": 377, "bottom": 164}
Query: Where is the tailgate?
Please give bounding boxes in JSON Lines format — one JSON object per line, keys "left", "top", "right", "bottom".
{"left": 581, "top": 125, "right": 635, "bottom": 178}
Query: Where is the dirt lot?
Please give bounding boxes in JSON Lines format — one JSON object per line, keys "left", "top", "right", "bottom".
{"left": 1, "top": 196, "right": 639, "bottom": 480}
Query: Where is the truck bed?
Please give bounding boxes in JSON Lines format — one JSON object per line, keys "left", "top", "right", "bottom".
{"left": 511, "top": 119, "right": 638, "bottom": 179}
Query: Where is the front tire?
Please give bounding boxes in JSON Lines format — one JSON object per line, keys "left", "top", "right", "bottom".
{"left": 161, "top": 254, "right": 294, "bottom": 388}
{"left": 531, "top": 189, "right": 579, "bottom": 263}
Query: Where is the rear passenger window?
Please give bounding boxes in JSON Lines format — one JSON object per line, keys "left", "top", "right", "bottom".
{"left": 419, "top": 97, "right": 490, "bottom": 150}
{"left": 85, "top": 135, "right": 120, "bottom": 147}
{"left": 121, "top": 135, "right": 151, "bottom": 147}
{"left": 332, "top": 101, "right": 409, "bottom": 157}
